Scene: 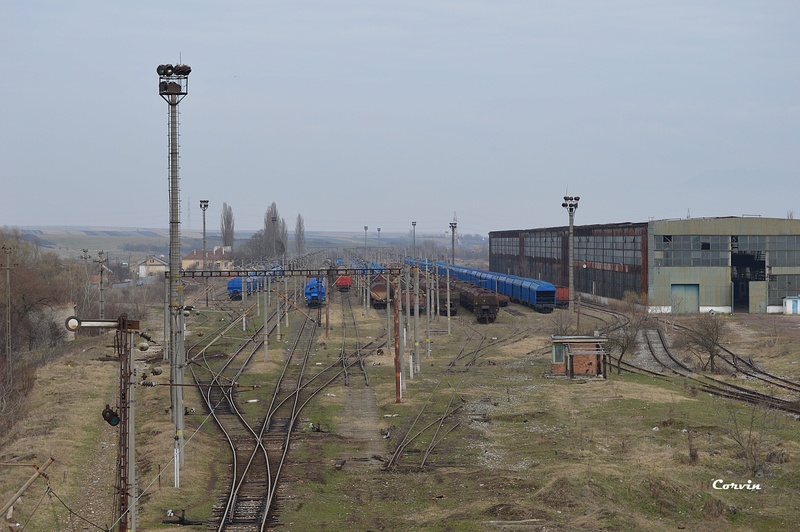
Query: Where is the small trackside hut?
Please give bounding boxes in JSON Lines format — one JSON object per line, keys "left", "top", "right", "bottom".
{"left": 550, "top": 335, "right": 609, "bottom": 379}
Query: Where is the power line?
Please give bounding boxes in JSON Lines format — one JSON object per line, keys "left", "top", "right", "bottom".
{"left": 46, "top": 487, "right": 109, "bottom": 531}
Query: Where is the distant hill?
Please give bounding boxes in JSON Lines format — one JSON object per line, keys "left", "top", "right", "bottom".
{"left": 13, "top": 226, "right": 421, "bottom": 261}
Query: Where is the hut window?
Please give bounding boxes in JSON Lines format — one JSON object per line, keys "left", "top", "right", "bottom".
{"left": 553, "top": 344, "right": 564, "bottom": 364}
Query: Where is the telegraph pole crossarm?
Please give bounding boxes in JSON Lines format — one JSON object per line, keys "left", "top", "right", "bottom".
{"left": 0, "top": 458, "right": 55, "bottom": 517}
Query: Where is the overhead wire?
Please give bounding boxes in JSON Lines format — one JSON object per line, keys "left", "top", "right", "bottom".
{"left": 46, "top": 487, "right": 108, "bottom": 531}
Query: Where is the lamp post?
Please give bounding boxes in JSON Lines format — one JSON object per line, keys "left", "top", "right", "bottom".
{"left": 364, "top": 226, "right": 368, "bottom": 260}
{"left": 561, "top": 196, "right": 580, "bottom": 314}
{"left": 449, "top": 221, "right": 457, "bottom": 265}
{"left": 412, "top": 221, "right": 417, "bottom": 258}
{"left": 200, "top": 200, "right": 209, "bottom": 306}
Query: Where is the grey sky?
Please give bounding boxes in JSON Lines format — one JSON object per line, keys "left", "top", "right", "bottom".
{"left": 1, "top": 1, "right": 797, "bottom": 236}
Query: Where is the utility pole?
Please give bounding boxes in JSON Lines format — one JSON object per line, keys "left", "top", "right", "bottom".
{"left": 413, "top": 266, "right": 420, "bottom": 374}
{"left": 364, "top": 226, "right": 369, "bottom": 312}
{"left": 3, "top": 245, "right": 12, "bottom": 387}
{"left": 158, "top": 61, "right": 192, "bottom": 483}
{"left": 446, "top": 264, "right": 452, "bottom": 335}
{"left": 425, "top": 262, "right": 431, "bottom": 358}
{"left": 94, "top": 251, "right": 108, "bottom": 319}
{"left": 393, "top": 276, "right": 401, "bottom": 402}
{"left": 200, "top": 200, "right": 209, "bottom": 307}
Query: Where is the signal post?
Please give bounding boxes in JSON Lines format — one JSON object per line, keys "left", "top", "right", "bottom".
{"left": 65, "top": 315, "right": 139, "bottom": 532}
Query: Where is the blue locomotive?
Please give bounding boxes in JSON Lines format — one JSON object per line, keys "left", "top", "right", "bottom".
{"left": 406, "top": 259, "right": 556, "bottom": 313}
{"left": 304, "top": 277, "right": 326, "bottom": 307}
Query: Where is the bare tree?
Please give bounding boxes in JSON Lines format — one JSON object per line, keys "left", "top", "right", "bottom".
{"left": 548, "top": 310, "right": 573, "bottom": 336}
{"left": 678, "top": 313, "right": 727, "bottom": 372}
{"left": 264, "top": 202, "right": 287, "bottom": 258}
{"left": 220, "top": 202, "right": 235, "bottom": 247}
{"left": 237, "top": 202, "right": 288, "bottom": 262}
{"left": 725, "top": 399, "right": 783, "bottom": 475}
{"left": 294, "top": 214, "right": 306, "bottom": 256}
{"left": 607, "top": 291, "right": 651, "bottom": 374}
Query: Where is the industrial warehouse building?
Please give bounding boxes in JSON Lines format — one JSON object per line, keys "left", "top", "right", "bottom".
{"left": 489, "top": 217, "right": 800, "bottom": 314}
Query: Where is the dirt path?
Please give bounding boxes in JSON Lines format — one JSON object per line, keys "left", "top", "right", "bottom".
{"left": 338, "top": 385, "right": 388, "bottom": 468}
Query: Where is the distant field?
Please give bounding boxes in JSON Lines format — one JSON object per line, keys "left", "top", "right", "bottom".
{"left": 19, "top": 227, "right": 173, "bottom": 261}
{"left": 15, "top": 226, "right": 409, "bottom": 262}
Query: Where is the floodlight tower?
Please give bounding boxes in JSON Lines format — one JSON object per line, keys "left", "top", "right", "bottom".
{"left": 561, "top": 196, "right": 580, "bottom": 313}
{"left": 158, "top": 62, "right": 191, "bottom": 485}
{"left": 412, "top": 221, "right": 417, "bottom": 258}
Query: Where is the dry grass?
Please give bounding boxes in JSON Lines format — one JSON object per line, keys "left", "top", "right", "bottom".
{"left": 3, "top": 300, "right": 800, "bottom": 530}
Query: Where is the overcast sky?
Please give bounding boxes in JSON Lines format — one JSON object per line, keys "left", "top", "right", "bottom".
{"left": 1, "top": 1, "right": 797, "bottom": 236}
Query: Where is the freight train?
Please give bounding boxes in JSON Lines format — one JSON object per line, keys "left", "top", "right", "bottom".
{"left": 335, "top": 268, "right": 352, "bottom": 291}
{"left": 370, "top": 276, "right": 389, "bottom": 309}
{"left": 457, "top": 282, "right": 500, "bottom": 323}
{"left": 399, "top": 289, "right": 427, "bottom": 314}
{"left": 227, "top": 276, "right": 263, "bottom": 300}
{"left": 405, "top": 259, "right": 556, "bottom": 313}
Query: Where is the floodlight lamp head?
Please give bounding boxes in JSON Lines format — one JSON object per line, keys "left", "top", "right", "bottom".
{"left": 173, "top": 64, "right": 192, "bottom": 76}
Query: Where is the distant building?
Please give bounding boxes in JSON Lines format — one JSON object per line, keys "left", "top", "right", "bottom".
{"left": 784, "top": 296, "right": 800, "bottom": 315}
{"left": 182, "top": 246, "right": 234, "bottom": 271}
{"left": 490, "top": 216, "right": 800, "bottom": 314}
{"left": 137, "top": 255, "right": 169, "bottom": 280}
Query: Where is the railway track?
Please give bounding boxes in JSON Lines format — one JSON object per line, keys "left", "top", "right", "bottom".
{"left": 641, "top": 328, "right": 800, "bottom": 414}
{"left": 580, "top": 303, "right": 800, "bottom": 413}
{"left": 191, "top": 285, "right": 392, "bottom": 530}
{"left": 387, "top": 312, "right": 538, "bottom": 470}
